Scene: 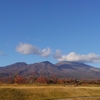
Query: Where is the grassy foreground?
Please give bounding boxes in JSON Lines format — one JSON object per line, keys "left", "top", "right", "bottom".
{"left": 0, "top": 84, "right": 100, "bottom": 100}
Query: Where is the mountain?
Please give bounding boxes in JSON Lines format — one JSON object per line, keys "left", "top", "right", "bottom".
{"left": 0, "top": 61, "right": 100, "bottom": 79}
{"left": 55, "top": 61, "right": 100, "bottom": 79}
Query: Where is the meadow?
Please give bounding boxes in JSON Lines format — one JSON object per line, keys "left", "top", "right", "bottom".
{"left": 0, "top": 84, "right": 100, "bottom": 100}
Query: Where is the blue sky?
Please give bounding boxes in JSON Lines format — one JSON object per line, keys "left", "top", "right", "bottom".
{"left": 0, "top": 0, "right": 100, "bottom": 67}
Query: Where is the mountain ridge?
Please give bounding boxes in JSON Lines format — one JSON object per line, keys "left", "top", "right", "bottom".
{"left": 0, "top": 61, "right": 100, "bottom": 79}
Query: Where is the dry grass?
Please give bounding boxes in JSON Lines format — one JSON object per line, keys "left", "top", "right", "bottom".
{"left": 0, "top": 84, "right": 100, "bottom": 100}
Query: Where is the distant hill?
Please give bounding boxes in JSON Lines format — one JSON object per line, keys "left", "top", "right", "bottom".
{"left": 0, "top": 61, "right": 100, "bottom": 79}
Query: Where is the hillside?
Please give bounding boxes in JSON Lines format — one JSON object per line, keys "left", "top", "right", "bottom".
{"left": 0, "top": 61, "right": 100, "bottom": 79}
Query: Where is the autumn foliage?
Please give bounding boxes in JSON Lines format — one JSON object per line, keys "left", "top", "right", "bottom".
{"left": 0, "top": 74, "right": 100, "bottom": 85}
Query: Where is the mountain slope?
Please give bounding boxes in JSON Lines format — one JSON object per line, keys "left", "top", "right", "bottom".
{"left": 0, "top": 61, "right": 100, "bottom": 79}
{"left": 55, "top": 61, "right": 100, "bottom": 79}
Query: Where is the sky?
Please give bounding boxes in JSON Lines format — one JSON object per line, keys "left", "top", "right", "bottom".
{"left": 0, "top": 0, "right": 100, "bottom": 67}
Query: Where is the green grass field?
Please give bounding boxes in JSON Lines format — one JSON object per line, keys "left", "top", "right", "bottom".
{"left": 0, "top": 84, "right": 100, "bottom": 100}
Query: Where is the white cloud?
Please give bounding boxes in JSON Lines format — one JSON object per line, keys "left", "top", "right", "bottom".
{"left": 16, "top": 43, "right": 39, "bottom": 55}
{"left": 16, "top": 43, "right": 51, "bottom": 57}
{"left": 16, "top": 43, "right": 100, "bottom": 63}
{"left": 40, "top": 47, "right": 51, "bottom": 57}
{"left": 0, "top": 51, "right": 7, "bottom": 56}
{"left": 54, "top": 51, "right": 100, "bottom": 63}
{"left": 54, "top": 50, "right": 62, "bottom": 58}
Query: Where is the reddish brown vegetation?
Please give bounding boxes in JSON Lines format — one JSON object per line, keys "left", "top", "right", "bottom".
{"left": 0, "top": 74, "right": 100, "bottom": 85}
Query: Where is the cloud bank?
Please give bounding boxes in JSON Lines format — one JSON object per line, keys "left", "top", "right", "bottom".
{"left": 16, "top": 43, "right": 100, "bottom": 63}
{"left": 16, "top": 43, "right": 51, "bottom": 57}
{"left": 54, "top": 50, "right": 100, "bottom": 63}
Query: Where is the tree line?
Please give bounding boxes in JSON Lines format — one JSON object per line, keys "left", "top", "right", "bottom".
{"left": 0, "top": 73, "right": 100, "bottom": 86}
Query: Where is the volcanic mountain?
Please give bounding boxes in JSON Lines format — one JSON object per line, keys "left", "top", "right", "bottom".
{"left": 0, "top": 61, "right": 100, "bottom": 79}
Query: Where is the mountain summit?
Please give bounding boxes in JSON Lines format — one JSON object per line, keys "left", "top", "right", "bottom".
{"left": 0, "top": 61, "right": 100, "bottom": 79}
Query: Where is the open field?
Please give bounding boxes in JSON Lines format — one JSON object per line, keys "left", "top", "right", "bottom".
{"left": 0, "top": 84, "right": 100, "bottom": 100}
